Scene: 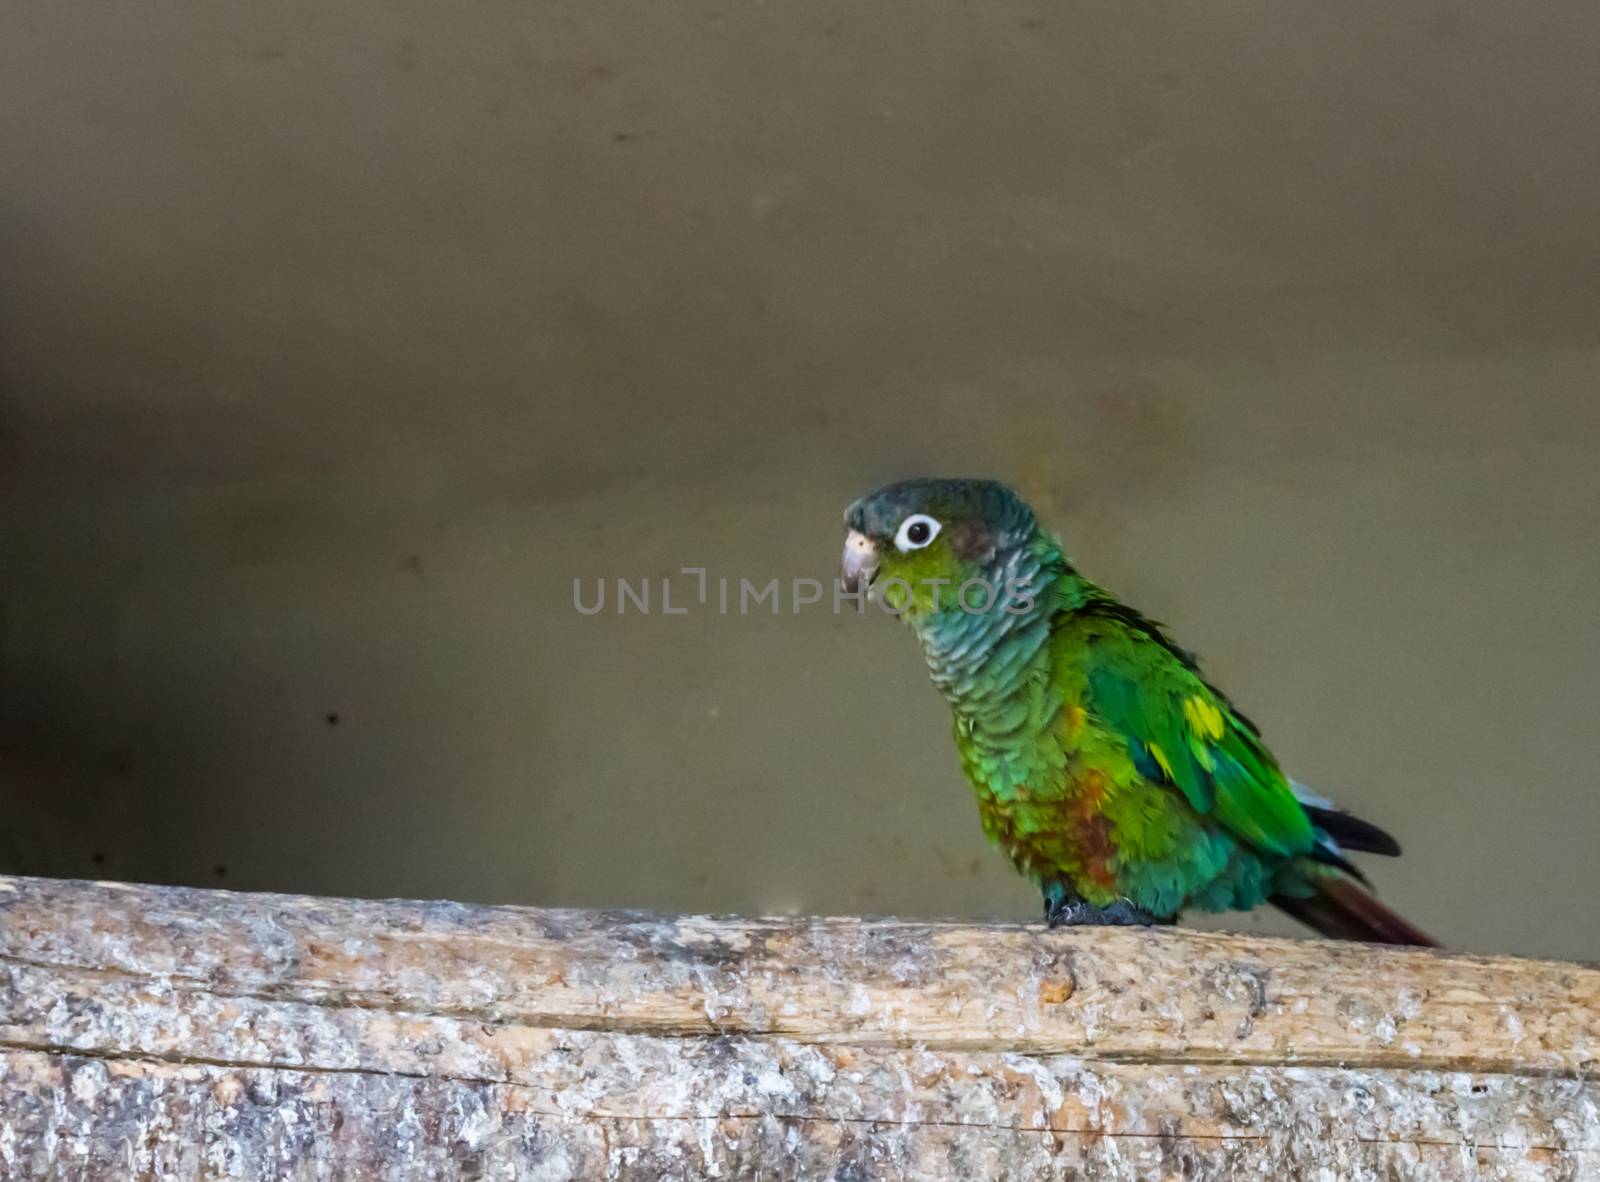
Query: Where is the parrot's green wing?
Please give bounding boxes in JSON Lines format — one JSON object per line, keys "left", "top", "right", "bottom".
{"left": 1073, "top": 603, "right": 1315, "bottom": 859}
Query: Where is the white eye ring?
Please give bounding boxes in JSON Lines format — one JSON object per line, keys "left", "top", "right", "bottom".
{"left": 894, "top": 513, "right": 942, "bottom": 552}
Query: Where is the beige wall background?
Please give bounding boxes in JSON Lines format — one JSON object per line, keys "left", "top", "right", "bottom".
{"left": 1, "top": 1, "right": 1596, "bottom": 960}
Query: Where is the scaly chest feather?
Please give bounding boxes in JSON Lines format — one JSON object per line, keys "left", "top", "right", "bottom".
{"left": 955, "top": 694, "right": 1141, "bottom": 898}
{"left": 916, "top": 583, "right": 1179, "bottom": 902}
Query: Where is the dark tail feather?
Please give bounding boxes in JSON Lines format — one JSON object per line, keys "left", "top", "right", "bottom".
{"left": 1300, "top": 805, "right": 1403, "bottom": 857}
{"left": 1273, "top": 875, "right": 1439, "bottom": 948}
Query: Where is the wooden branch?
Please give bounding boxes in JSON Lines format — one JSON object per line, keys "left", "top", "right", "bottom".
{"left": 0, "top": 876, "right": 1593, "bottom": 1179}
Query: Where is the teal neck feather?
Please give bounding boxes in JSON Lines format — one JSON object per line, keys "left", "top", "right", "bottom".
{"left": 908, "top": 534, "right": 1088, "bottom": 746}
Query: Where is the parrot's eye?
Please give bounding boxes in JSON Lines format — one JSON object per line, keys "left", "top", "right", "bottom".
{"left": 894, "top": 514, "right": 941, "bottom": 552}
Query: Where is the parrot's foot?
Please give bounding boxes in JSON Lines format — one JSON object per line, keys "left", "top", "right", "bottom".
{"left": 1043, "top": 894, "right": 1166, "bottom": 929}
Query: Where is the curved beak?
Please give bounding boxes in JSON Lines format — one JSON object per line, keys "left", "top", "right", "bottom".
{"left": 841, "top": 529, "right": 878, "bottom": 594}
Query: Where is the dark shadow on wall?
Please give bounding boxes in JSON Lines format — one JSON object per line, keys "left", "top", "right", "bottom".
{"left": 0, "top": 308, "right": 170, "bottom": 886}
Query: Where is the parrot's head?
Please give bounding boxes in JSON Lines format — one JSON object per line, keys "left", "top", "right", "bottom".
{"left": 842, "top": 478, "right": 1041, "bottom": 620}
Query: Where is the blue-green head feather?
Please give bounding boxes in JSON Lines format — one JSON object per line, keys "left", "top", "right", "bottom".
{"left": 841, "top": 478, "right": 1051, "bottom": 619}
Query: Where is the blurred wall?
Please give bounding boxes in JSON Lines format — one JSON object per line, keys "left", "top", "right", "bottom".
{"left": 1, "top": 0, "right": 1597, "bottom": 959}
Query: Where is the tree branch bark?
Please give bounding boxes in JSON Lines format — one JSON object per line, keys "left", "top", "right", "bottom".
{"left": 0, "top": 876, "right": 1593, "bottom": 1179}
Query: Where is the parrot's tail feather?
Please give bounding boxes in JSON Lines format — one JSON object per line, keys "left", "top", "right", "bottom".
{"left": 1299, "top": 805, "right": 1402, "bottom": 857}
{"left": 1272, "top": 876, "right": 1439, "bottom": 947}
{"left": 1306, "top": 844, "right": 1371, "bottom": 889}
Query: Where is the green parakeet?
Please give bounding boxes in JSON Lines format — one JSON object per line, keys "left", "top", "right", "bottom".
{"left": 842, "top": 477, "right": 1435, "bottom": 945}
